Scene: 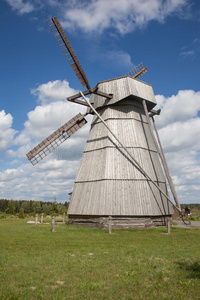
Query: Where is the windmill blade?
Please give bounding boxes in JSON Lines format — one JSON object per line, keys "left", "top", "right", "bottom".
{"left": 26, "top": 113, "right": 87, "bottom": 166}
{"left": 47, "top": 17, "right": 91, "bottom": 90}
{"left": 127, "top": 62, "right": 147, "bottom": 79}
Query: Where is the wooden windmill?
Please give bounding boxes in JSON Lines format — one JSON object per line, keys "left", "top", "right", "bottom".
{"left": 26, "top": 17, "right": 181, "bottom": 228}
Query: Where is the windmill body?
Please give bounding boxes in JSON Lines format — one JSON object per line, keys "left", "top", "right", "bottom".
{"left": 27, "top": 17, "right": 180, "bottom": 229}
{"left": 68, "top": 76, "right": 173, "bottom": 228}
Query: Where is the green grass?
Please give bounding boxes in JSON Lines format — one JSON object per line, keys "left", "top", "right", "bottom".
{"left": 0, "top": 219, "right": 200, "bottom": 299}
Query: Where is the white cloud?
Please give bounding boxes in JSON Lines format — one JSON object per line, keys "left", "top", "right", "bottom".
{"left": 106, "top": 50, "right": 134, "bottom": 69}
{"left": 0, "top": 79, "right": 92, "bottom": 201}
{"left": 158, "top": 118, "right": 200, "bottom": 152}
{"left": 153, "top": 89, "right": 200, "bottom": 203}
{"left": 165, "top": 149, "right": 200, "bottom": 203}
{"left": 21, "top": 80, "right": 85, "bottom": 140}
{"left": 31, "top": 80, "right": 78, "bottom": 105}
{"left": 4, "top": 0, "right": 190, "bottom": 35}
{"left": 0, "top": 159, "right": 80, "bottom": 201}
{"left": 155, "top": 90, "right": 200, "bottom": 128}
{"left": 61, "top": 0, "right": 189, "bottom": 34}
{"left": 4, "top": 0, "right": 35, "bottom": 15}
{"left": 0, "top": 110, "right": 17, "bottom": 152}
{"left": 4, "top": 149, "right": 17, "bottom": 158}
{"left": 154, "top": 90, "right": 200, "bottom": 154}
{"left": 180, "top": 50, "right": 195, "bottom": 57}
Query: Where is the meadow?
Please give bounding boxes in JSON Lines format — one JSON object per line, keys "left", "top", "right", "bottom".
{"left": 0, "top": 218, "right": 200, "bottom": 299}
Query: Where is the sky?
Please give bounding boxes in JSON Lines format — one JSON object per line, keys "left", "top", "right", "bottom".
{"left": 0, "top": 0, "right": 200, "bottom": 205}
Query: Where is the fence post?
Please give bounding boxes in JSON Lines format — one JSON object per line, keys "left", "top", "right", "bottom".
{"left": 51, "top": 216, "right": 55, "bottom": 232}
{"left": 167, "top": 217, "right": 171, "bottom": 234}
{"left": 108, "top": 216, "right": 112, "bottom": 234}
{"left": 63, "top": 213, "right": 66, "bottom": 224}
{"left": 189, "top": 214, "right": 191, "bottom": 225}
{"left": 41, "top": 213, "right": 43, "bottom": 224}
{"left": 35, "top": 214, "right": 38, "bottom": 227}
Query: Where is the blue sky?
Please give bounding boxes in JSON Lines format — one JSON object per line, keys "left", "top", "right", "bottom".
{"left": 0, "top": 0, "right": 200, "bottom": 204}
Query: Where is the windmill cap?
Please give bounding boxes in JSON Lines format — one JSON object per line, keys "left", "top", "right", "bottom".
{"left": 88, "top": 76, "right": 157, "bottom": 113}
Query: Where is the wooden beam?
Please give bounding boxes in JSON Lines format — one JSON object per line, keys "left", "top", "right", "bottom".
{"left": 93, "top": 89, "right": 113, "bottom": 99}
{"left": 67, "top": 88, "right": 113, "bottom": 105}
{"left": 149, "top": 109, "right": 161, "bottom": 118}
{"left": 67, "top": 90, "right": 91, "bottom": 102}
{"left": 142, "top": 100, "right": 181, "bottom": 212}
{"left": 68, "top": 98, "right": 89, "bottom": 107}
{"left": 151, "top": 116, "right": 181, "bottom": 210}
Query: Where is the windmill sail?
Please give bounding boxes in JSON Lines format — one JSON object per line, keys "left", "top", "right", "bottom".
{"left": 47, "top": 17, "right": 91, "bottom": 90}
{"left": 127, "top": 62, "right": 147, "bottom": 79}
{"left": 26, "top": 113, "right": 87, "bottom": 166}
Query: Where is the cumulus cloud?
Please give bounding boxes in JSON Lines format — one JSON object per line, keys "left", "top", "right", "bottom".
{"left": 4, "top": 0, "right": 35, "bottom": 15}
{"left": 31, "top": 80, "right": 78, "bottom": 105}
{"left": 5, "top": 0, "right": 190, "bottom": 35}
{"left": 154, "top": 89, "right": 200, "bottom": 203}
{"left": 155, "top": 90, "right": 200, "bottom": 128}
{"left": 4, "top": 149, "right": 17, "bottom": 158}
{"left": 154, "top": 90, "right": 200, "bottom": 153}
{"left": 0, "top": 159, "right": 80, "bottom": 201}
{"left": 0, "top": 79, "right": 92, "bottom": 201}
{"left": 61, "top": 0, "right": 189, "bottom": 34}
{"left": 158, "top": 118, "right": 200, "bottom": 152}
{"left": 106, "top": 50, "right": 134, "bottom": 69}
{"left": 0, "top": 110, "right": 17, "bottom": 152}
{"left": 165, "top": 149, "right": 200, "bottom": 203}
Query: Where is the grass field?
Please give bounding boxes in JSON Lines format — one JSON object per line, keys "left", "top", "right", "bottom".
{"left": 0, "top": 218, "right": 200, "bottom": 299}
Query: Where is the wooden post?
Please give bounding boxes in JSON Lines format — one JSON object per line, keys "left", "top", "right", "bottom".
{"left": 143, "top": 100, "right": 180, "bottom": 211}
{"left": 189, "top": 214, "right": 191, "bottom": 225}
{"left": 41, "top": 213, "right": 43, "bottom": 224}
{"left": 167, "top": 218, "right": 171, "bottom": 234}
{"left": 35, "top": 214, "right": 38, "bottom": 227}
{"left": 63, "top": 213, "right": 66, "bottom": 224}
{"left": 151, "top": 116, "right": 180, "bottom": 210}
{"left": 51, "top": 216, "right": 55, "bottom": 232}
{"left": 108, "top": 216, "right": 112, "bottom": 234}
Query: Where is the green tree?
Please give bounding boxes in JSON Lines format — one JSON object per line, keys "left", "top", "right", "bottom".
{"left": 14, "top": 201, "right": 20, "bottom": 214}
{"left": 6, "top": 200, "right": 15, "bottom": 214}
{"left": 34, "top": 201, "right": 42, "bottom": 214}
{"left": 19, "top": 208, "right": 25, "bottom": 219}
{"left": 21, "top": 201, "right": 29, "bottom": 213}
{"left": 0, "top": 199, "right": 9, "bottom": 212}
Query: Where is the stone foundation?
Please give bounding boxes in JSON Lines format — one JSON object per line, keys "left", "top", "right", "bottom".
{"left": 68, "top": 215, "right": 172, "bottom": 229}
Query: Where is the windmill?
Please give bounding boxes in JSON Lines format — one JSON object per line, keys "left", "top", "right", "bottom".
{"left": 26, "top": 17, "right": 181, "bottom": 228}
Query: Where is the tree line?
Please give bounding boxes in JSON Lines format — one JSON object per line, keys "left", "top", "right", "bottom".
{"left": 180, "top": 203, "right": 200, "bottom": 210}
{"left": 0, "top": 199, "right": 69, "bottom": 215}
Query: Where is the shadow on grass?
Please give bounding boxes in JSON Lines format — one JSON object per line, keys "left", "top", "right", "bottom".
{"left": 176, "top": 261, "right": 200, "bottom": 278}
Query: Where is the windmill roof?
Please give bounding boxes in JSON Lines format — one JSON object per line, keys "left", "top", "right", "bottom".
{"left": 88, "top": 76, "right": 156, "bottom": 113}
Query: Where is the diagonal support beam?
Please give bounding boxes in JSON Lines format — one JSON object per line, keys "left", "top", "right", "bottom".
{"left": 67, "top": 87, "right": 113, "bottom": 105}
{"left": 142, "top": 100, "right": 181, "bottom": 211}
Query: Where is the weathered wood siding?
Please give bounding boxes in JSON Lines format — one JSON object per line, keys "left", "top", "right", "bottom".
{"left": 87, "top": 76, "right": 156, "bottom": 113}
{"left": 68, "top": 216, "right": 171, "bottom": 229}
{"left": 68, "top": 93, "right": 173, "bottom": 218}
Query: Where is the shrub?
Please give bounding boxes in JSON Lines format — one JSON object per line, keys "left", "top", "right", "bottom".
{"left": 19, "top": 208, "right": 25, "bottom": 219}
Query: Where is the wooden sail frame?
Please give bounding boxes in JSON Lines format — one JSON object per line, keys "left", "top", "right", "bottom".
{"left": 26, "top": 113, "right": 87, "bottom": 165}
